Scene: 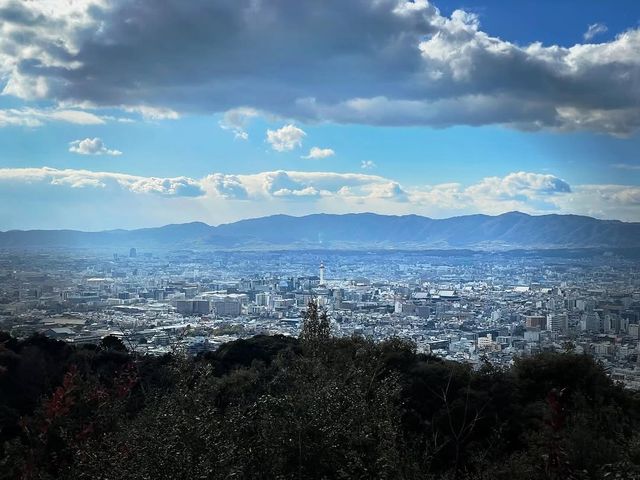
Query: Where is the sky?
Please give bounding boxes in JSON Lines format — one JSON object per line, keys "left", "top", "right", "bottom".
{"left": 0, "top": 0, "right": 639, "bottom": 230}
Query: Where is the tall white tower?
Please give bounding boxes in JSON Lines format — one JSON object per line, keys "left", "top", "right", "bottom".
{"left": 319, "top": 262, "right": 325, "bottom": 286}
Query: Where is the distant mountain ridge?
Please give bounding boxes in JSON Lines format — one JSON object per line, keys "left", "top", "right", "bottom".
{"left": 1, "top": 212, "right": 639, "bottom": 250}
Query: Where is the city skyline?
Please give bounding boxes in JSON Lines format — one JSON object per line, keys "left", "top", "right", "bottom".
{"left": 1, "top": 0, "right": 639, "bottom": 229}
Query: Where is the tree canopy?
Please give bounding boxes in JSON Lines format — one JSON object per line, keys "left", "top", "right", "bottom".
{"left": 1, "top": 320, "right": 640, "bottom": 479}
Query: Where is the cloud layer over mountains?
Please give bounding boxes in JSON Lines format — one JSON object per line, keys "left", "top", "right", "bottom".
{"left": 1, "top": 0, "right": 639, "bottom": 135}
{"left": 0, "top": 166, "right": 637, "bottom": 230}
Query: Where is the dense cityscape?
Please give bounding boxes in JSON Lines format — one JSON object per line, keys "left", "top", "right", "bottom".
{"left": 2, "top": 246, "right": 639, "bottom": 388}
{"left": 2, "top": 0, "right": 640, "bottom": 477}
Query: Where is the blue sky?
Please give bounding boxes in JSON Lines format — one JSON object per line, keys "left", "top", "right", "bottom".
{"left": 0, "top": 0, "right": 639, "bottom": 230}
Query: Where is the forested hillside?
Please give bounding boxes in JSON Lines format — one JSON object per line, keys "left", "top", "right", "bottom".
{"left": 1, "top": 310, "right": 640, "bottom": 479}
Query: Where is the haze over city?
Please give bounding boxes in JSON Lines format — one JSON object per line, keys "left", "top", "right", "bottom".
{"left": 2, "top": 2, "right": 640, "bottom": 479}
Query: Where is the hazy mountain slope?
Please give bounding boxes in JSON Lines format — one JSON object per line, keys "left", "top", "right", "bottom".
{"left": 1, "top": 212, "right": 638, "bottom": 250}
{"left": 210, "top": 212, "right": 640, "bottom": 248}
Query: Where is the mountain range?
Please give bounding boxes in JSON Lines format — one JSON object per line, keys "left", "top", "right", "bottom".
{"left": 1, "top": 212, "right": 638, "bottom": 250}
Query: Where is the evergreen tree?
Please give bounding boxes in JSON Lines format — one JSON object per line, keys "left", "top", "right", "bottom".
{"left": 299, "top": 300, "right": 330, "bottom": 343}
{"left": 100, "top": 335, "right": 128, "bottom": 352}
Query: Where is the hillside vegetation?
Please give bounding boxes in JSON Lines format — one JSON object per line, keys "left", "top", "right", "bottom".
{"left": 1, "top": 309, "right": 640, "bottom": 479}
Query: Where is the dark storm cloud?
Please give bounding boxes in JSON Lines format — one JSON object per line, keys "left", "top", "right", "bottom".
{"left": 2, "top": 0, "right": 640, "bottom": 134}
{"left": 17, "top": 0, "right": 433, "bottom": 108}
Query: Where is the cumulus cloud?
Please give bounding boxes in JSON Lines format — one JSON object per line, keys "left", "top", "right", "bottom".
{"left": 0, "top": 167, "right": 412, "bottom": 203}
{"left": 465, "top": 172, "right": 571, "bottom": 200}
{"left": 408, "top": 172, "right": 572, "bottom": 215}
{"left": 366, "top": 181, "right": 408, "bottom": 201}
{"left": 302, "top": 147, "right": 335, "bottom": 159}
{"left": 266, "top": 124, "right": 306, "bottom": 152}
{"left": 69, "top": 137, "right": 122, "bottom": 156}
{"left": 1, "top": 0, "right": 639, "bottom": 135}
{"left": 205, "top": 173, "right": 249, "bottom": 199}
{"left": 127, "top": 176, "right": 203, "bottom": 196}
{"left": 584, "top": 23, "right": 608, "bottom": 41}
{"left": 0, "top": 167, "right": 204, "bottom": 197}
{"left": 0, "top": 167, "right": 638, "bottom": 227}
{"left": 0, "top": 166, "right": 569, "bottom": 208}
{"left": 253, "top": 170, "right": 408, "bottom": 201}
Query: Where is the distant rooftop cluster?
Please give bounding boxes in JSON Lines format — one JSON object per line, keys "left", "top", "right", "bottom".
{"left": 1, "top": 247, "right": 639, "bottom": 388}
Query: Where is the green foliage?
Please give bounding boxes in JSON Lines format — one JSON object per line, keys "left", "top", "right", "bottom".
{"left": 99, "top": 335, "right": 128, "bottom": 352}
{"left": 1, "top": 331, "right": 639, "bottom": 479}
{"left": 299, "top": 300, "right": 331, "bottom": 344}
{"left": 207, "top": 334, "right": 299, "bottom": 375}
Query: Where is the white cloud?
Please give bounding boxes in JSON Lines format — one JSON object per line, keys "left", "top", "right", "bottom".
{"left": 302, "top": 147, "right": 335, "bottom": 160}
{"left": 266, "top": 124, "right": 306, "bottom": 152}
{"left": 0, "top": 107, "right": 105, "bottom": 128}
{"left": 219, "top": 107, "right": 259, "bottom": 140}
{"left": 613, "top": 163, "right": 640, "bottom": 171}
{"left": 465, "top": 172, "right": 571, "bottom": 199}
{"left": 123, "top": 105, "right": 180, "bottom": 120}
{"left": 570, "top": 184, "right": 640, "bottom": 206}
{"left": 361, "top": 160, "right": 376, "bottom": 169}
{"left": 407, "top": 172, "right": 572, "bottom": 216}
{"left": 101, "top": 115, "right": 136, "bottom": 124}
{"left": 126, "top": 176, "right": 203, "bottom": 196}
{"left": 69, "top": 137, "right": 122, "bottom": 156}
{"left": 4, "top": 103, "right": 170, "bottom": 125}
{"left": 550, "top": 184, "right": 640, "bottom": 221}
{"left": 47, "top": 110, "right": 105, "bottom": 125}
{"left": 2, "top": 0, "right": 639, "bottom": 134}
{"left": 0, "top": 167, "right": 638, "bottom": 228}
{"left": 584, "top": 23, "right": 608, "bottom": 41}
{"left": 205, "top": 173, "right": 249, "bottom": 199}
{"left": 0, "top": 167, "right": 204, "bottom": 197}
{"left": 272, "top": 186, "right": 321, "bottom": 198}
{"left": 366, "top": 181, "right": 408, "bottom": 201}
{"left": 0, "top": 109, "right": 43, "bottom": 128}
{"left": 253, "top": 170, "right": 402, "bottom": 200}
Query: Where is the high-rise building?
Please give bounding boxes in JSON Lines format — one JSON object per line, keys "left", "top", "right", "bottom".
{"left": 193, "top": 300, "right": 212, "bottom": 315}
{"left": 255, "top": 292, "right": 271, "bottom": 307}
{"left": 581, "top": 312, "right": 601, "bottom": 332}
{"left": 525, "top": 315, "right": 546, "bottom": 330}
{"left": 548, "top": 313, "right": 568, "bottom": 333}
{"left": 176, "top": 300, "right": 194, "bottom": 315}
{"left": 209, "top": 294, "right": 245, "bottom": 316}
